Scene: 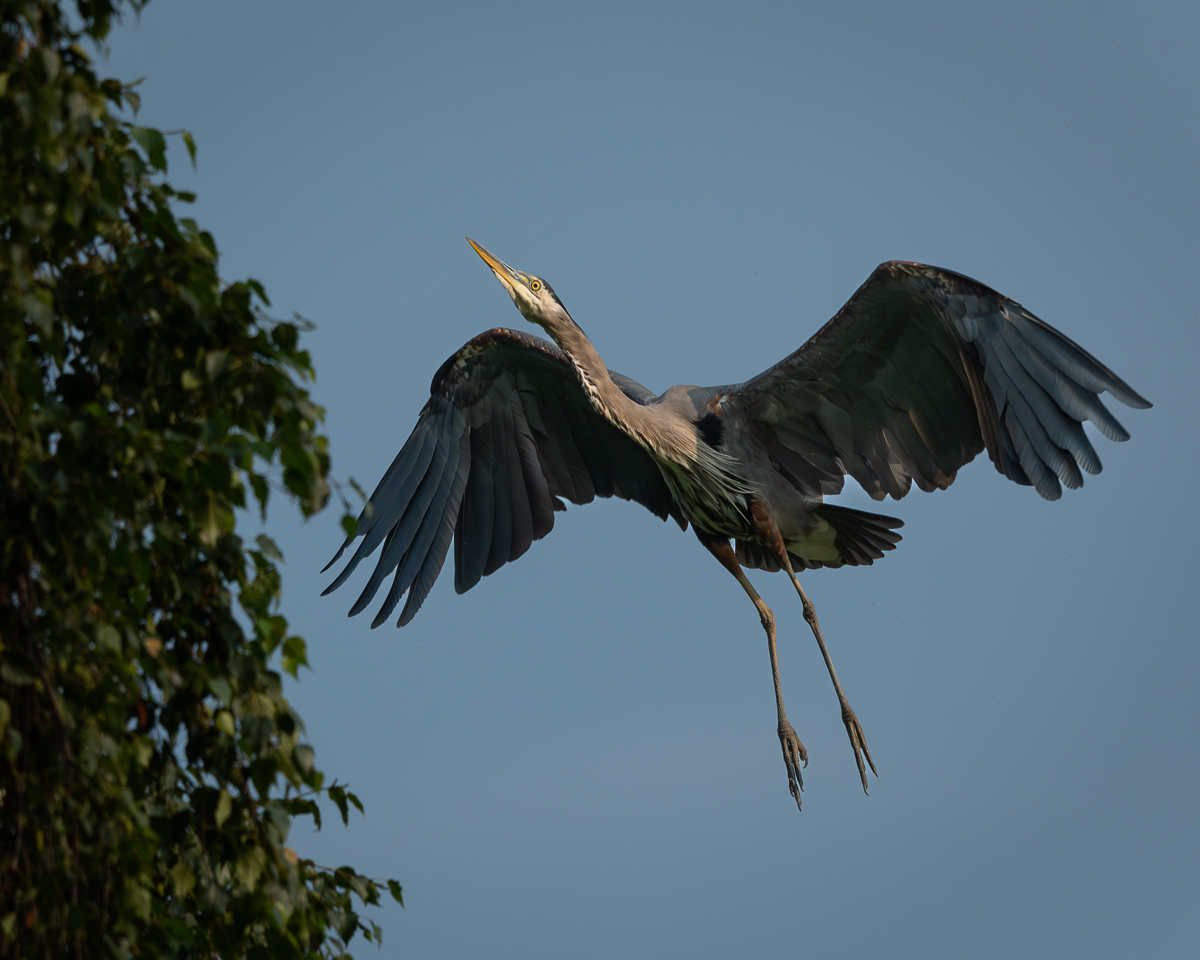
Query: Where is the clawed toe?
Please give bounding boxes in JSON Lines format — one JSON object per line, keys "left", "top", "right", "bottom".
{"left": 777, "top": 720, "right": 808, "bottom": 811}
{"left": 840, "top": 702, "right": 877, "bottom": 794}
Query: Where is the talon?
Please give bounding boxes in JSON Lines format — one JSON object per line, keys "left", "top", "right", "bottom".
{"left": 777, "top": 719, "right": 807, "bottom": 811}
{"left": 839, "top": 702, "right": 876, "bottom": 794}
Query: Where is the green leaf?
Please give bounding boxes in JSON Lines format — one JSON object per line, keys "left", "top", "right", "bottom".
{"left": 131, "top": 736, "right": 153, "bottom": 768}
{"left": 255, "top": 533, "right": 284, "bottom": 561}
{"left": 281, "top": 634, "right": 309, "bottom": 678}
{"left": 21, "top": 291, "right": 54, "bottom": 336}
{"left": 215, "top": 789, "right": 233, "bottom": 828}
{"left": 292, "top": 796, "right": 322, "bottom": 830}
{"left": 181, "top": 128, "right": 197, "bottom": 170}
{"left": 329, "top": 784, "right": 351, "bottom": 825}
{"left": 387, "top": 879, "right": 405, "bottom": 906}
{"left": 345, "top": 871, "right": 371, "bottom": 904}
{"left": 208, "top": 677, "right": 233, "bottom": 704}
{"left": 170, "top": 862, "right": 195, "bottom": 899}
{"left": 131, "top": 125, "right": 167, "bottom": 171}
{"left": 293, "top": 743, "right": 315, "bottom": 773}
{"left": 0, "top": 656, "right": 36, "bottom": 686}
{"left": 215, "top": 710, "right": 235, "bottom": 737}
{"left": 96, "top": 623, "right": 122, "bottom": 652}
{"left": 205, "top": 348, "right": 230, "bottom": 380}
{"left": 336, "top": 906, "right": 360, "bottom": 942}
{"left": 235, "top": 846, "right": 267, "bottom": 890}
{"left": 124, "top": 884, "right": 151, "bottom": 922}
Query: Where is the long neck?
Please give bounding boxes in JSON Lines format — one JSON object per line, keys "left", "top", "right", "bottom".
{"left": 539, "top": 312, "right": 696, "bottom": 465}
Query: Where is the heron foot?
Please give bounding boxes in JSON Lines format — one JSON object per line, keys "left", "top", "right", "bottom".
{"left": 840, "top": 701, "right": 877, "bottom": 794}
{"left": 778, "top": 718, "right": 808, "bottom": 811}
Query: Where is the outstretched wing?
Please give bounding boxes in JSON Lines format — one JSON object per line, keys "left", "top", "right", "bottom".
{"left": 322, "top": 328, "right": 683, "bottom": 628}
{"left": 730, "top": 262, "right": 1150, "bottom": 502}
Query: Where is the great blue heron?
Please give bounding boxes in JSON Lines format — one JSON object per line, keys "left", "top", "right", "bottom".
{"left": 323, "top": 239, "right": 1149, "bottom": 809}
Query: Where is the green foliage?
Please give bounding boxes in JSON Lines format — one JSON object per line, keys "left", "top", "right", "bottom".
{"left": 0, "top": 1, "right": 399, "bottom": 955}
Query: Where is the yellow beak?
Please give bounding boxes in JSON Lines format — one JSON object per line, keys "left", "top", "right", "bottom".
{"left": 466, "top": 238, "right": 523, "bottom": 293}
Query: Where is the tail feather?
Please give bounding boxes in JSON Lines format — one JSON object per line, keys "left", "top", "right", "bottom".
{"left": 817, "top": 504, "right": 903, "bottom": 567}
{"left": 734, "top": 504, "right": 903, "bottom": 572}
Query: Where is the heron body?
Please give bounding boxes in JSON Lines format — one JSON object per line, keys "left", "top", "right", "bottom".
{"left": 324, "top": 241, "right": 1149, "bottom": 809}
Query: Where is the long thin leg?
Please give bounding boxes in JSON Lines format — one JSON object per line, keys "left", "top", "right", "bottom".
{"left": 696, "top": 531, "right": 807, "bottom": 811}
{"left": 778, "top": 550, "right": 877, "bottom": 794}
{"left": 746, "top": 499, "right": 877, "bottom": 794}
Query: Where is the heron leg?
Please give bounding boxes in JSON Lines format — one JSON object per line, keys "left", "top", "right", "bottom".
{"left": 696, "top": 530, "right": 807, "bottom": 811}
{"left": 748, "top": 502, "right": 877, "bottom": 795}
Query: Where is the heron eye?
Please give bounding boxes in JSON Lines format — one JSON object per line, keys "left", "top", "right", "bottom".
{"left": 530, "top": 280, "right": 541, "bottom": 291}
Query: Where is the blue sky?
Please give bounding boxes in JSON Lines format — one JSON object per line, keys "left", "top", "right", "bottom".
{"left": 106, "top": 2, "right": 1196, "bottom": 956}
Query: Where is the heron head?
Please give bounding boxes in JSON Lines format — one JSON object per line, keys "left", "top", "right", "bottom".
{"left": 467, "top": 238, "right": 568, "bottom": 329}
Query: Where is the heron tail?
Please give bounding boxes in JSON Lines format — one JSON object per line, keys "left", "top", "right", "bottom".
{"left": 734, "top": 505, "right": 904, "bottom": 572}
{"left": 814, "top": 504, "right": 904, "bottom": 567}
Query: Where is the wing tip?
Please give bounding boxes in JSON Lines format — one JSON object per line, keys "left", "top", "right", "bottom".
{"left": 1113, "top": 389, "right": 1153, "bottom": 411}
{"left": 320, "top": 539, "right": 351, "bottom": 575}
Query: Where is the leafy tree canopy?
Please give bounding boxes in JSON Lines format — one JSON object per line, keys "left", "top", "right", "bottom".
{"left": 0, "top": 0, "right": 398, "bottom": 955}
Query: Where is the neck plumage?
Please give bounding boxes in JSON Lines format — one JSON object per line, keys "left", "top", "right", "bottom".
{"left": 537, "top": 311, "right": 695, "bottom": 465}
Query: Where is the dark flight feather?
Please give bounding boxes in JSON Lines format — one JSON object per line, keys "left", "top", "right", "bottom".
{"left": 732, "top": 262, "right": 1149, "bottom": 504}
{"left": 323, "top": 328, "right": 679, "bottom": 626}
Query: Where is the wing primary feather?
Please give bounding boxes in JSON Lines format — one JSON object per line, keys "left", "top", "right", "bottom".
{"left": 368, "top": 429, "right": 463, "bottom": 628}
{"left": 320, "top": 539, "right": 351, "bottom": 577}
{"left": 348, "top": 413, "right": 458, "bottom": 617}
{"left": 503, "top": 397, "right": 535, "bottom": 562}
{"left": 321, "top": 414, "right": 440, "bottom": 593}
{"left": 388, "top": 434, "right": 468, "bottom": 618}
{"left": 1001, "top": 328, "right": 1106, "bottom": 471}
{"left": 1004, "top": 407, "right": 1062, "bottom": 500}
{"left": 376, "top": 434, "right": 467, "bottom": 627}
{"left": 453, "top": 500, "right": 465, "bottom": 594}
{"left": 355, "top": 418, "right": 437, "bottom": 541}
{"left": 1005, "top": 321, "right": 1130, "bottom": 444}
{"left": 981, "top": 357, "right": 1070, "bottom": 490}
{"left": 1008, "top": 309, "right": 1150, "bottom": 409}
{"left": 484, "top": 411, "right": 513, "bottom": 576}
{"left": 993, "top": 409, "right": 1032, "bottom": 486}
{"left": 320, "top": 418, "right": 436, "bottom": 576}
{"left": 513, "top": 402, "right": 556, "bottom": 540}
{"left": 456, "top": 422, "right": 495, "bottom": 594}
{"left": 988, "top": 336, "right": 1087, "bottom": 487}
{"left": 400, "top": 433, "right": 473, "bottom": 626}
{"left": 998, "top": 374, "right": 1081, "bottom": 490}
